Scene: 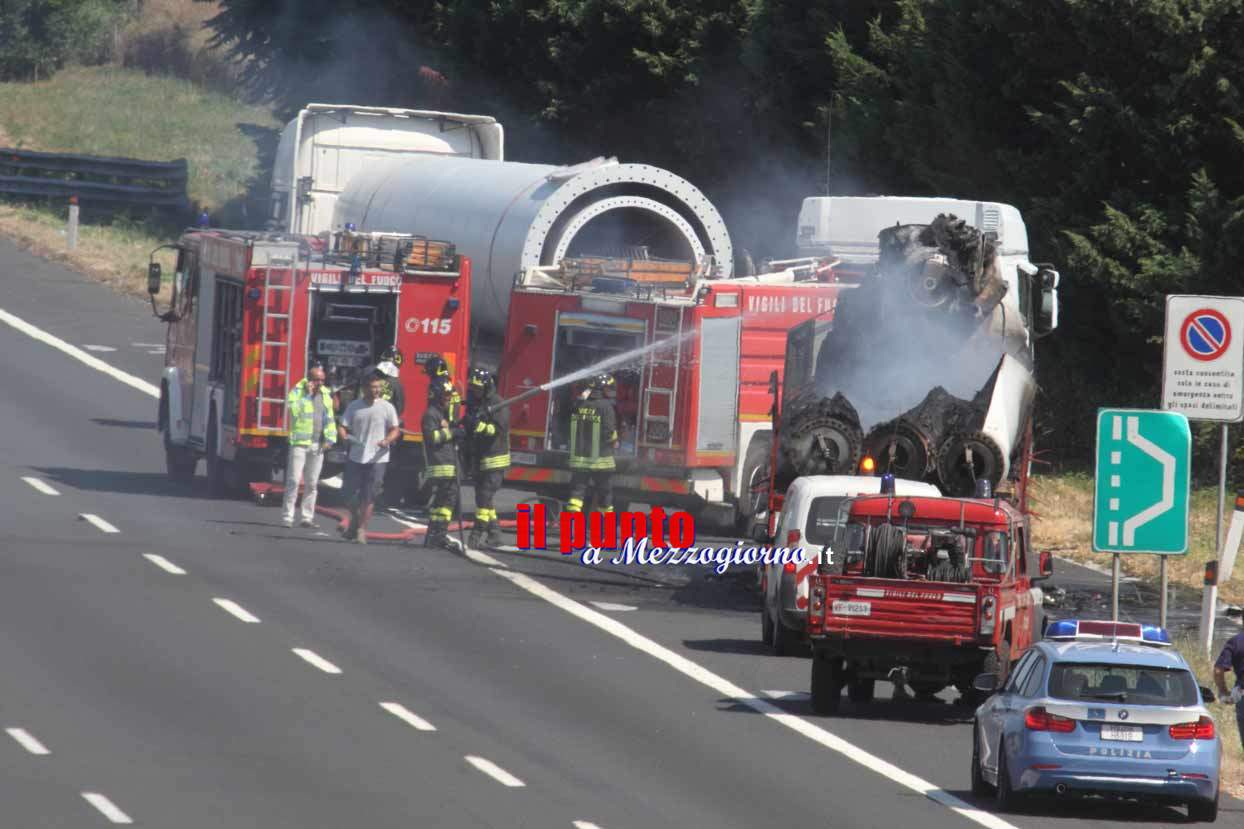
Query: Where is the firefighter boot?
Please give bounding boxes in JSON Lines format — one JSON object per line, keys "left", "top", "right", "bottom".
{"left": 485, "top": 520, "right": 506, "bottom": 550}
{"left": 467, "top": 521, "right": 486, "bottom": 550}
{"left": 425, "top": 521, "right": 449, "bottom": 549}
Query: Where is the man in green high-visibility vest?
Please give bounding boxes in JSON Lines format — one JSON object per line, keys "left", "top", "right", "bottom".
{"left": 565, "top": 373, "right": 618, "bottom": 515}
{"left": 282, "top": 363, "right": 336, "bottom": 528}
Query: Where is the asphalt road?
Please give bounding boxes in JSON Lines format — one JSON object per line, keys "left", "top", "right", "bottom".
{"left": 0, "top": 236, "right": 1238, "bottom": 828}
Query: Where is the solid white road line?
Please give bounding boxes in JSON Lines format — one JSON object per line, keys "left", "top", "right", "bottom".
{"left": 0, "top": 307, "right": 159, "bottom": 398}
{"left": 388, "top": 512, "right": 506, "bottom": 567}
{"left": 486, "top": 566, "right": 1020, "bottom": 829}
{"left": 81, "top": 792, "right": 133, "bottom": 824}
{"left": 379, "top": 702, "right": 437, "bottom": 732}
{"left": 20, "top": 476, "right": 60, "bottom": 496}
{"left": 79, "top": 514, "right": 119, "bottom": 534}
{"left": 142, "top": 554, "right": 185, "bottom": 575}
{"left": 292, "top": 648, "right": 342, "bottom": 675}
{"left": 5, "top": 728, "right": 49, "bottom": 755}
{"left": 589, "top": 601, "right": 636, "bottom": 612}
{"left": 464, "top": 755, "right": 525, "bottom": 788}
{"left": 213, "top": 598, "right": 260, "bottom": 624}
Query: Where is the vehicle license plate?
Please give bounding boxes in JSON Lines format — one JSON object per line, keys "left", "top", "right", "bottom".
{"left": 831, "top": 600, "right": 871, "bottom": 617}
{"left": 1101, "top": 724, "right": 1142, "bottom": 742}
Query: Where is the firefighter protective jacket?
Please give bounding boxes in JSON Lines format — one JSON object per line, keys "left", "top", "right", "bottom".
{"left": 468, "top": 392, "right": 510, "bottom": 471}
{"left": 421, "top": 402, "right": 458, "bottom": 478}
{"left": 569, "top": 396, "right": 617, "bottom": 471}
{"left": 287, "top": 378, "right": 337, "bottom": 448}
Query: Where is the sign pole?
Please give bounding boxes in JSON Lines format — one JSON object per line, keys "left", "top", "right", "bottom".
{"left": 1158, "top": 557, "right": 1168, "bottom": 628}
{"left": 1111, "top": 554, "right": 1120, "bottom": 622}
{"left": 1198, "top": 424, "right": 1230, "bottom": 656}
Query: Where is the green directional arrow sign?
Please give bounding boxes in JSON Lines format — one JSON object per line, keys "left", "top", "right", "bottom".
{"left": 1093, "top": 409, "right": 1191, "bottom": 554}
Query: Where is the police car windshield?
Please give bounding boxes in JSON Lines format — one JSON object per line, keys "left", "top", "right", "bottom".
{"left": 1048, "top": 662, "right": 1198, "bottom": 707}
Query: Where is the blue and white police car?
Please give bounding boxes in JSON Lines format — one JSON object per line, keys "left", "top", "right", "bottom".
{"left": 970, "top": 619, "right": 1221, "bottom": 821}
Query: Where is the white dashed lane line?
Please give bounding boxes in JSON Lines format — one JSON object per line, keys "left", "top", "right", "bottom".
{"left": 379, "top": 702, "right": 437, "bottom": 732}
{"left": 142, "top": 554, "right": 186, "bottom": 575}
{"left": 5, "top": 728, "right": 49, "bottom": 755}
{"left": 464, "top": 755, "right": 525, "bottom": 788}
{"left": 213, "top": 598, "right": 260, "bottom": 624}
{"left": 81, "top": 792, "right": 133, "bottom": 824}
{"left": 20, "top": 476, "right": 59, "bottom": 496}
{"left": 292, "top": 648, "right": 342, "bottom": 675}
{"left": 573, "top": 822, "right": 604, "bottom": 829}
{"left": 79, "top": 514, "right": 119, "bottom": 534}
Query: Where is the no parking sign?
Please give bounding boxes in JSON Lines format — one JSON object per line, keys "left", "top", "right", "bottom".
{"left": 1161, "top": 295, "right": 1244, "bottom": 422}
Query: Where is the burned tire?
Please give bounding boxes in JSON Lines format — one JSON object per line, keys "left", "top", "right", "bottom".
{"left": 778, "top": 394, "right": 863, "bottom": 479}
{"left": 735, "top": 435, "right": 772, "bottom": 534}
{"left": 864, "top": 422, "right": 932, "bottom": 479}
{"left": 936, "top": 430, "right": 1004, "bottom": 496}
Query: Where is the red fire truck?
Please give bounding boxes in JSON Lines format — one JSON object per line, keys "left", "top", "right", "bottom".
{"left": 494, "top": 256, "right": 845, "bottom": 526}
{"left": 149, "top": 229, "right": 471, "bottom": 497}
{"left": 804, "top": 489, "right": 1053, "bottom": 714}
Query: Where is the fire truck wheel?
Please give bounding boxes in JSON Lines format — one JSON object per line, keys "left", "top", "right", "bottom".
{"left": 810, "top": 654, "right": 843, "bottom": 715}
{"left": 163, "top": 432, "right": 197, "bottom": 484}
{"left": 734, "top": 436, "right": 771, "bottom": 534}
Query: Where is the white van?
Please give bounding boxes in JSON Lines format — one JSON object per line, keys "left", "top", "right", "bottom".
{"left": 760, "top": 475, "right": 941, "bottom": 655}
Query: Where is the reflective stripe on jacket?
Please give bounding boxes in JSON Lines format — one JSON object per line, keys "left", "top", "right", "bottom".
{"left": 469, "top": 392, "right": 510, "bottom": 472}
{"left": 421, "top": 402, "right": 458, "bottom": 478}
{"left": 287, "top": 379, "right": 336, "bottom": 447}
{"left": 569, "top": 398, "right": 617, "bottom": 471}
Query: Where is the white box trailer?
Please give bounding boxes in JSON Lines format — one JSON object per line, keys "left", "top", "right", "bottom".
{"left": 270, "top": 104, "right": 504, "bottom": 234}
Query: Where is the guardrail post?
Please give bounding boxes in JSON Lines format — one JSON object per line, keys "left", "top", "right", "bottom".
{"left": 67, "top": 195, "right": 79, "bottom": 250}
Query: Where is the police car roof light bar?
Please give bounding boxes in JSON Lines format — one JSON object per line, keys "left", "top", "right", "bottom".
{"left": 1044, "top": 619, "right": 1172, "bottom": 647}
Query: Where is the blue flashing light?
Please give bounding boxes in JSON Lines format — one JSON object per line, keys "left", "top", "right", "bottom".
{"left": 1044, "top": 619, "right": 1172, "bottom": 647}
{"left": 880, "top": 472, "right": 896, "bottom": 495}
{"left": 345, "top": 222, "right": 356, "bottom": 232}
{"left": 197, "top": 210, "right": 209, "bottom": 228}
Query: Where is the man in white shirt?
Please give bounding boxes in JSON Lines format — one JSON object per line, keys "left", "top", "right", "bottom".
{"left": 338, "top": 376, "right": 400, "bottom": 544}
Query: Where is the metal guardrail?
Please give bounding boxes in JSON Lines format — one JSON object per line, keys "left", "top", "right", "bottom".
{"left": 0, "top": 147, "right": 188, "bottom": 207}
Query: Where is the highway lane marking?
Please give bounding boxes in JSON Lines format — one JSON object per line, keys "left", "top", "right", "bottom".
{"left": 0, "top": 307, "right": 159, "bottom": 398}
{"left": 142, "top": 554, "right": 186, "bottom": 575}
{"left": 487, "top": 566, "right": 1020, "bottom": 829}
{"left": 79, "top": 514, "right": 120, "bottom": 534}
{"left": 464, "top": 755, "right": 525, "bottom": 787}
{"left": 81, "top": 792, "right": 133, "bottom": 824}
{"left": 292, "top": 648, "right": 342, "bottom": 675}
{"left": 5, "top": 727, "right": 49, "bottom": 755}
{"left": 762, "top": 690, "right": 810, "bottom": 701}
{"left": 573, "top": 822, "right": 604, "bottom": 829}
{"left": 20, "top": 476, "right": 60, "bottom": 496}
{"left": 213, "top": 598, "right": 260, "bottom": 624}
{"left": 83, "top": 345, "right": 116, "bottom": 352}
{"left": 589, "top": 602, "right": 636, "bottom": 612}
{"left": 379, "top": 702, "right": 437, "bottom": 732}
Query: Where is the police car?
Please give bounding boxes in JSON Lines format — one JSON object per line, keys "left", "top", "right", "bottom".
{"left": 970, "top": 619, "right": 1221, "bottom": 821}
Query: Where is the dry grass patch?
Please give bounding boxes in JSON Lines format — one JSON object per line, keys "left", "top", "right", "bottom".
{"left": 1029, "top": 474, "right": 1243, "bottom": 605}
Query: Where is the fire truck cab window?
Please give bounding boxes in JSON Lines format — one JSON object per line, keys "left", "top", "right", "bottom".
{"left": 548, "top": 326, "right": 640, "bottom": 456}
{"left": 981, "top": 531, "right": 1008, "bottom": 575}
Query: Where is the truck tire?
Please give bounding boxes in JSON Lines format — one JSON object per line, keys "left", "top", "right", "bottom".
{"left": 734, "top": 436, "right": 771, "bottom": 534}
{"left": 811, "top": 654, "right": 843, "bottom": 715}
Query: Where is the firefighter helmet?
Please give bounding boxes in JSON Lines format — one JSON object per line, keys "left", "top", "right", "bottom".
{"left": 428, "top": 378, "right": 455, "bottom": 401}
{"left": 468, "top": 367, "right": 495, "bottom": 394}
{"left": 379, "top": 345, "right": 403, "bottom": 367}
{"left": 589, "top": 373, "right": 616, "bottom": 397}
{"left": 423, "top": 355, "right": 449, "bottom": 379}
{"left": 375, "top": 360, "right": 399, "bottom": 379}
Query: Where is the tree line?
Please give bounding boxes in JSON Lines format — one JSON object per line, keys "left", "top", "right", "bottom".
{"left": 11, "top": 0, "right": 1244, "bottom": 475}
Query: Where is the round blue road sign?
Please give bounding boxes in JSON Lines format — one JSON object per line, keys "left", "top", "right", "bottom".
{"left": 1180, "top": 308, "right": 1231, "bottom": 361}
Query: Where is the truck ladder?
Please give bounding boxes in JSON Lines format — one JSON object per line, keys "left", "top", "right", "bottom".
{"left": 641, "top": 308, "right": 683, "bottom": 449}
{"left": 256, "top": 264, "right": 295, "bottom": 431}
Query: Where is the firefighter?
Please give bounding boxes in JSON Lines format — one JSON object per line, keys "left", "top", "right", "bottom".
{"left": 464, "top": 367, "right": 510, "bottom": 549}
{"left": 565, "top": 373, "right": 618, "bottom": 515}
{"left": 421, "top": 378, "right": 463, "bottom": 548}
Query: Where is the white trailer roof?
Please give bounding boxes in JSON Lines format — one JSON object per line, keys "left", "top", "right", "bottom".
{"left": 796, "top": 196, "right": 1030, "bottom": 262}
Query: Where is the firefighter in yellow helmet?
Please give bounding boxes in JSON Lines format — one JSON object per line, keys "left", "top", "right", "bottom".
{"left": 464, "top": 367, "right": 510, "bottom": 549}
{"left": 420, "top": 378, "right": 463, "bottom": 548}
{"left": 565, "top": 373, "right": 618, "bottom": 514}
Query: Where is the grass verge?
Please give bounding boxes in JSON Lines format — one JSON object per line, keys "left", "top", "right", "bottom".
{"left": 1030, "top": 473, "right": 1242, "bottom": 606}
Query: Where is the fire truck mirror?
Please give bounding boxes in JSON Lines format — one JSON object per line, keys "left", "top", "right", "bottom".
{"left": 147, "top": 262, "right": 162, "bottom": 295}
